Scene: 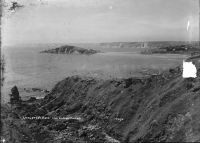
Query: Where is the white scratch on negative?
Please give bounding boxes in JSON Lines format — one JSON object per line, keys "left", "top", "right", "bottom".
{"left": 187, "top": 20, "right": 190, "bottom": 32}
{"left": 182, "top": 60, "right": 197, "bottom": 78}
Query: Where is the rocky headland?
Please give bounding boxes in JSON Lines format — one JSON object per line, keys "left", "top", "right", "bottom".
{"left": 40, "top": 45, "right": 101, "bottom": 55}
{"left": 1, "top": 62, "right": 200, "bottom": 142}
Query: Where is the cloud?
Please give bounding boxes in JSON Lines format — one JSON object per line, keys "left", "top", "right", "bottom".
{"left": 2, "top": 0, "right": 199, "bottom": 46}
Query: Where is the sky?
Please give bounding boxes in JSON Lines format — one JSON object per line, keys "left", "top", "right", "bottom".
{"left": 1, "top": 0, "right": 199, "bottom": 46}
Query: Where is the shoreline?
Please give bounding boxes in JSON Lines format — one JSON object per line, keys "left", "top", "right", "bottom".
{"left": 2, "top": 64, "right": 200, "bottom": 142}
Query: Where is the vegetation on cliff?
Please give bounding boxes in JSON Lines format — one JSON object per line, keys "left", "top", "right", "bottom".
{"left": 1, "top": 62, "right": 200, "bottom": 142}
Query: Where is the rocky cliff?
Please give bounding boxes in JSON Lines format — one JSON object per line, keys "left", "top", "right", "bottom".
{"left": 40, "top": 45, "right": 100, "bottom": 55}
{"left": 1, "top": 65, "right": 200, "bottom": 142}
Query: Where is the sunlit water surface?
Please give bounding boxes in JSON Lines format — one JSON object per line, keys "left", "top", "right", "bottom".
{"left": 1, "top": 46, "right": 187, "bottom": 102}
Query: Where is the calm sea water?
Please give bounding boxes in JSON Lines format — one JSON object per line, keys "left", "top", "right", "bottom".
{"left": 1, "top": 46, "right": 187, "bottom": 102}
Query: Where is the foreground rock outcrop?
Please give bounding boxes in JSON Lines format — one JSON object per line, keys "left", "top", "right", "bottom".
{"left": 40, "top": 45, "right": 100, "bottom": 55}
{"left": 9, "top": 86, "right": 21, "bottom": 105}
{"left": 1, "top": 65, "right": 200, "bottom": 142}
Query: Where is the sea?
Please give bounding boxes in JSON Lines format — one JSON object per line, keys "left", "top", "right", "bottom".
{"left": 1, "top": 45, "right": 187, "bottom": 103}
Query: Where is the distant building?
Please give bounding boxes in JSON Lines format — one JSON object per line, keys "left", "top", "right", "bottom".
{"left": 141, "top": 42, "right": 148, "bottom": 48}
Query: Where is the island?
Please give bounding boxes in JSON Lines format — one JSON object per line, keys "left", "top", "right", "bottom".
{"left": 40, "top": 45, "right": 101, "bottom": 55}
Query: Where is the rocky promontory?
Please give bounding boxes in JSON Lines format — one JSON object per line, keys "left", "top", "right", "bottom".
{"left": 40, "top": 45, "right": 100, "bottom": 55}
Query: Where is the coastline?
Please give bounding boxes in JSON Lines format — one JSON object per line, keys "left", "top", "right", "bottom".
{"left": 1, "top": 64, "right": 200, "bottom": 142}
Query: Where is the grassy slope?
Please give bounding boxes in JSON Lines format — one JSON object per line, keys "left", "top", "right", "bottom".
{"left": 1, "top": 65, "right": 200, "bottom": 142}
{"left": 43, "top": 66, "right": 200, "bottom": 142}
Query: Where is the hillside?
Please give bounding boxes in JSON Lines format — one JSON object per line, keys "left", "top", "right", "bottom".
{"left": 71, "top": 41, "right": 199, "bottom": 49}
{"left": 141, "top": 44, "right": 200, "bottom": 55}
{"left": 40, "top": 45, "right": 100, "bottom": 55}
{"left": 1, "top": 64, "right": 200, "bottom": 142}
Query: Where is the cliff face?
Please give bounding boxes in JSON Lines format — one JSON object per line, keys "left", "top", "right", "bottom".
{"left": 41, "top": 67, "right": 200, "bottom": 142}
{"left": 40, "top": 45, "right": 100, "bottom": 55}
{"left": 2, "top": 66, "right": 200, "bottom": 142}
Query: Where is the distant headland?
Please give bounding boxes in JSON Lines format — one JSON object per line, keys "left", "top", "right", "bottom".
{"left": 40, "top": 45, "right": 101, "bottom": 55}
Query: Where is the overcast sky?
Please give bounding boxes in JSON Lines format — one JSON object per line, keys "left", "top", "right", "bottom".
{"left": 2, "top": 0, "right": 199, "bottom": 46}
